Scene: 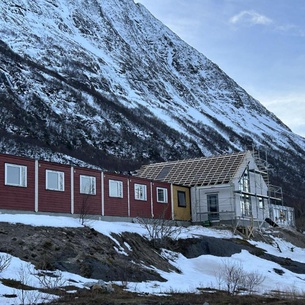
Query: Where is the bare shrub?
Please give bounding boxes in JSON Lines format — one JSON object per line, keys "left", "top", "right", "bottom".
{"left": 14, "top": 263, "right": 66, "bottom": 304}
{"left": 244, "top": 270, "right": 265, "bottom": 294}
{"left": 79, "top": 194, "right": 93, "bottom": 225}
{"left": 217, "top": 260, "right": 265, "bottom": 295}
{"left": 0, "top": 253, "right": 12, "bottom": 273}
{"left": 33, "top": 270, "right": 66, "bottom": 290}
{"left": 220, "top": 260, "right": 245, "bottom": 295}
{"left": 15, "top": 264, "right": 41, "bottom": 305}
{"left": 136, "top": 207, "right": 181, "bottom": 248}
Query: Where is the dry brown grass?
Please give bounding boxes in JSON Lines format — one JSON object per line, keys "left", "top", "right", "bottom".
{"left": 48, "top": 284, "right": 305, "bottom": 305}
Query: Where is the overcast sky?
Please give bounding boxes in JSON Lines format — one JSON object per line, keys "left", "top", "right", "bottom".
{"left": 136, "top": 0, "right": 305, "bottom": 138}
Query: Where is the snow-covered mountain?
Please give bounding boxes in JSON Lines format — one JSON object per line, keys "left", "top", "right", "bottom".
{"left": 0, "top": 0, "right": 304, "bottom": 210}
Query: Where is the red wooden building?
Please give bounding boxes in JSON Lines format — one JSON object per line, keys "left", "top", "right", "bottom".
{"left": 0, "top": 153, "right": 173, "bottom": 220}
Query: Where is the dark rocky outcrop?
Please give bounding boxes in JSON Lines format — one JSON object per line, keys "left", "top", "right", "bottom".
{"left": 0, "top": 222, "right": 178, "bottom": 281}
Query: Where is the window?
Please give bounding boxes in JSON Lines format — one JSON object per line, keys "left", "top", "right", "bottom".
{"left": 109, "top": 180, "right": 123, "bottom": 198}
{"left": 80, "top": 175, "right": 96, "bottom": 195}
{"left": 157, "top": 187, "right": 168, "bottom": 203}
{"left": 134, "top": 183, "right": 147, "bottom": 201}
{"left": 239, "top": 167, "right": 250, "bottom": 193}
{"left": 207, "top": 194, "right": 219, "bottom": 220}
{"left": 5, "top": 163, "right": 27, "bottom": 187}
{"left": 240, "top": 194, "right": 252, "bottom": 216}
{"left": 258, "top": 197, "right": 264, "bottom": 209}
{"left": 177, "top": 191, "right": 186, "bottom": 207}
{"left": 46, "top": 170, "right": 64, "bottom": 191}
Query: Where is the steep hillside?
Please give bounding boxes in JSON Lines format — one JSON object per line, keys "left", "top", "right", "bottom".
{"left": 0, "top": 0, "right": 304, "bottom": 215}
{"left": 1, "top": 215, "right": 305, "bottom": 304}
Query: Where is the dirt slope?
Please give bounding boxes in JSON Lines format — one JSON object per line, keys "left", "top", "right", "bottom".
{"left": 1, "top": 222, "right": 305, "bottom": 282}
{"left": 0, "top": 222, "right": 178, "bottom": 281}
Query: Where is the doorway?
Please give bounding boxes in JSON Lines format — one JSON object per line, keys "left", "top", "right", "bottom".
{"left": 207, "top": 194, "right": 219, "bottom": 220}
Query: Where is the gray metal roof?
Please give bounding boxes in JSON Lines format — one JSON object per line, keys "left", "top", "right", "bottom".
{"left": 136, "top": 151, "right": 248, "bottom": 186}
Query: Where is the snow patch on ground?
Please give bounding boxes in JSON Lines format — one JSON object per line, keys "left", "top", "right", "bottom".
{"left": 0, "top": 213, "right": 304, "bottom": 303}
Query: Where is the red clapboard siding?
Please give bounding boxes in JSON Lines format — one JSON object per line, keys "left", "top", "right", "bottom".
{"left": 129, "top": 178, "right": 152, "bottom": 218}
{"left": 0, "top": 154, "right": 176, "bottom": 221}
{"left": 73, "top": 167, "right": 102, "bottom": 215}
{"left": 0, "top": 154, "right": 35, "bottom": 211}
{"left": 152, "top": 181, "right": 172, "bottom": 220}
{"left": 103, "top": 173, "right": 128, "bottom": 217}
{"left": 38, "top": 161, "right": 71, "bottom": 213}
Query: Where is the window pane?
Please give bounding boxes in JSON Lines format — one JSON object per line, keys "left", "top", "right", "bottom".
{"left": 88, "top": 177, "right": 95, "bottom": 194}
{"left": 7, "top": 165, "right": 20, "bottom": 185}
{"left": 46, "top": 170, "right": 64, "bottom": 191}
{"left": 109, "top": 181, "right": 116, "bottom": 197}
{"left": 157, "top": 189, "right": 164, "bottom": 202}
{"left": 240, "top": 194, "right": 252, "bottom": 216}
{"left": 21, "top": 166, "right": 26, "bottom": 187}
{"left": 157, "top": 188, "right": 167, "bottom": 203}
{"left": 208, "top": 196, "right": 218, "bottom": 212}
{"left": 135, "top": 184, "right": 147, "bottom": 200}
{"left": 240, "top": 167, "right": 250, "bottom": 192}
{"left": 47, "top": 171, "right": 58, "bottom": 189}
{"left": 259, "top": 197, "right": 264, "bottom": 209}
{"left": 81, "top": 176, "right": 90, "bottom": 193}
{"left": 178, "top": 191, "right": 186, "bottom": 207}
{"left": 59, "top": 173, "right": 64, "bottom": 190}
{"left": 5, "top": 164, "right": 27, "bottom": 187}
{"left": 109, "top": 180, "right": 123, "bottom": 198}
{"left": 81, "top": 176, "right": 96, "bottom": 195}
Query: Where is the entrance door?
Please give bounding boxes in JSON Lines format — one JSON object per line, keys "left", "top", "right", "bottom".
{"left": 207, "top": 194, "right": 219, "bottom": 220}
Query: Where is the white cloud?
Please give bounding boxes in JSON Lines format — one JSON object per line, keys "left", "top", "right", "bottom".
{"left": 276, "top": 24, "right": 305, "bottom": 37}
{"left": 230, "top": 10, "right": 272, "bottom": 26}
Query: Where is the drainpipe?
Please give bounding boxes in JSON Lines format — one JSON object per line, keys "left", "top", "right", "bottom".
{"left": 127, "top": 178, "right": 130, "bottom": 217}
{"left": 150, "top": 181, "right": 154, "bottom": 218}
{"left": 70, "top": 166, "right": 74, "bottom": 214}
{"left": 34, "top": 160, "right": 39, "bottom": 212}
{"left": 101, "top": 172, "right": 104, "bottom": 216}
{"left": 231, "top": 182, "right": 236, "bottom": 227}
{"left": 170, "top": 184, "right": 174, "bottom": 220}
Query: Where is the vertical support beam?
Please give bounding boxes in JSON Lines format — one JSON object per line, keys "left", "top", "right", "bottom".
{"left": 70, "top": 166, "right": 74, "bottom": 214}
{"left": 170, "top": 184, "right": 174, "bottom": 220}
{"left": 127, "top": 179, "right": 130, "bottom": 217}
{"left": 101, "top": 172, "right": 104, "bottom": 216}
{"left": 34, "top": 160, "right": 39, "bottom": 212}
{"left": 192, "top": 186, "right": 198, "bottom": 222}
{"left": 150, "top": 181, "right": 154, "bottom": 218}
{"left": 231, "top": 182, "right": 236, "bottom": 227}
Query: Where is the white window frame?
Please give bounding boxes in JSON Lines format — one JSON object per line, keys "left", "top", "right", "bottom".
{"left": 134, "top": 183, "right": 147, "bottom": 201}
{"left": 5, "top": 163, "right": 27, "bottom": 187}
{"left": 157, "top": 187, "right": 168, "bottom": 203}
{"left": 46, "top": 170, "right": 65, "bottom": 191}
{"left": 80, "top": 175, "right": 96, "bottom": 195}
{"left": 109, "top": 180, "right": 123, "bottom": 198}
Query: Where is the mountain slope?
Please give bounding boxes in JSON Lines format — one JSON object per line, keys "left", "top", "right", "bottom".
{"left": 0, "top": 0, "right": 304, "bottom": 216}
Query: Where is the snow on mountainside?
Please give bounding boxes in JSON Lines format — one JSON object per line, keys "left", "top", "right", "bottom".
{"left": 0, "top": 0, "right": 304, "bottom": 210}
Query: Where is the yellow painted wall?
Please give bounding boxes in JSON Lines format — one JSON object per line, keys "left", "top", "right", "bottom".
{"left": 172, "top": 185, "right": 191, "bottom": 221}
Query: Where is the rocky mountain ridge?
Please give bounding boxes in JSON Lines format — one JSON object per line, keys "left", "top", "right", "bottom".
{"left": 0, "top": 0, "right": 304, "bottom": 218}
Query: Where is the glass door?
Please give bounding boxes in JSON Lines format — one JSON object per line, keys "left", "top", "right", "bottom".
{"left": 207, "top": 194, "right": 219, "bottom": 220}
